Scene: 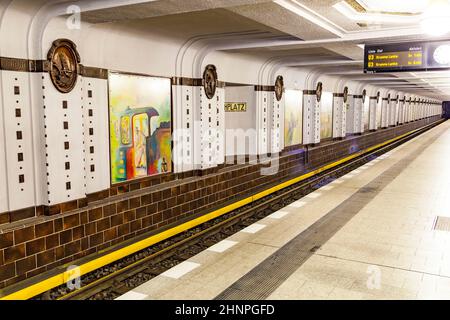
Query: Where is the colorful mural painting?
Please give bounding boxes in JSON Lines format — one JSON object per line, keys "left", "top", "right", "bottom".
{"left": 320, "top": 92, "right": 333, "bottom": 139}
{"left": 284, "top": 90, "right": 303, "bottom": 146}
{"left": 109, "top": 72, "right": 172, "bottom": 184}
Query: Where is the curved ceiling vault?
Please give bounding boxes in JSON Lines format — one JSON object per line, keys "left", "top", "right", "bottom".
{"left": 4, "top": 0, "right": 448, "bottom": 100}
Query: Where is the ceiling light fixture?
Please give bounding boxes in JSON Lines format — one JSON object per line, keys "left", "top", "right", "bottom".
{"left": 332, "top": 1, "right": 416, "bottom": 24}
{"left": 274, "top": 0, "right": 345, "bottom": 37}
{"left": 359, "top": 0, "right": 429, "bottom": 14}
{"left": 421, "top": 0, "right": 450, "bottom": 36}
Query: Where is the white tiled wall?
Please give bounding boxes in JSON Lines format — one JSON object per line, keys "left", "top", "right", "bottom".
{"left": 83, "top": 78, "right": 110, "bottom": 194}
{"left": 1, "top": 70, "right": 36, "bottom": 211}
{"left": 398, "top": 100, "right": 404, "bottom": 124}
{"left": 271, "top": 92, "right": 284, "bottom": 153}
{"left": 381, "top": 99, "right": 388, "bottom": 128}
{"left": 302, "top": 93, "right": 316, "bottom": 144}
{"left": 369, "top": 98, "right": 377, "bottom": 130}
{"left": 0, "top": 72, "right": 9, "bottom": 213}
{"left": 43, "top": 74, "right": 85, "bottom": 205}
{"left": 256, "top": 91, "right": 269, "bottom": 154}
{"left": 389, "top": 100, "right": 397, "bottom": 126}
{"left": 195, "top": 86, "right": 225, "bottom": 169}
{"left": 353, "top": 96, "right": 363, "bottom": 133}
{"left": 333, "top": 95, "right": 345, "bottom": 138}
{"left": 172, "top": 84, "right": 194, "bottom": 173}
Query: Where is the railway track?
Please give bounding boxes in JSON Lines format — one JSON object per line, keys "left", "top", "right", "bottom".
{"left": 32, "top": 125, "right": 433, "bottom": 300}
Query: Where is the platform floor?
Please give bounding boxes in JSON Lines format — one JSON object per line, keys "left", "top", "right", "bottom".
{"left": 118, "top": 121, "right": 450, "bottom": 300}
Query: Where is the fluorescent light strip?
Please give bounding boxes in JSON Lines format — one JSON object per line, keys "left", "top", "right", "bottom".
{"left": 274, "top": 0, "right": 345, "bottom": 37}
{"left": 333, "top": 1, "right": 420, "bottom": 24}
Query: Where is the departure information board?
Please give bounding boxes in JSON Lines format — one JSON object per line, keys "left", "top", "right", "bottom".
{"left": 364, "top": 40, "right": 450, "bottom": 73}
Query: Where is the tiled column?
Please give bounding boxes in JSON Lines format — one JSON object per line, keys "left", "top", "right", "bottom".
{"left": 332, "top": 93, "right": 346, "bottom": 138}
{"left": 381, "top": 97, "right": 389, "bottom": 128}
{"left": 353, "top": 95, "right": 364, "bottom": 134}
{"left": 172, "top": 80, "right": 194, "bottom": 173}
{"left": 344, "top": 95, "right": 354, "bottom": 135}
{"left": 256, "top": 88, "right": 270, "bottom": 154}
{"left": 0, "top": 70, "right": 37, "bottom": 214}
{"left": 389, "top": 98, "right": 397, "bottom": 126}
{"left": 0, "top": 61, "right": 109, "bottom": 218}
{"left": 302, "top": 90, "right": 320, "bottom": 145}
{"left": 82, "top": 76, "right": 110, "bottom": 195}
{"left": 270, "top": 91, "right": 285, "bottom": 153}
{"left": 193, "top": 83, "right": 225, "bottom": 170}
{"left": 398, "top": 98, "right": 405, "bottom": 124}
{"left": 42, "top": 73, "right": 86, "bottom": 206}
{"left": 415, "top": 100, "right": 418, "bottom": 120}
{"left": 369, "top": 97, "right": 377, "bottom": 130}
{"left": 405, "top": 99, "right": 411, "bottom": 122}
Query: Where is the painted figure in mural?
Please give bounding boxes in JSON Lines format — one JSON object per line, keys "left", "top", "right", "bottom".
{"left": 134, "top": 126, "right": 147, "bottom": 169}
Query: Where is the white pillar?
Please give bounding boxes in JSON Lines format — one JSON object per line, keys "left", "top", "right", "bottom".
{"left": 345, "top": 95, "right": 357, "bottom": 135}
{"left": 398, "top": 98, "right": 405, "bottom": 124}
{"left": 256, "top": 88, "right": 270, "bottom": 154}
{"left": 389, "top": 98, "right": 397, "bottom": 126}
{"left": 172, "top": 81, "right": 194, "bottom": 173}
{"left": 194, "top": 83, "right": 225, "bottom": 170}
{"left": 369, "top": 97, "right": 377, "bottom": 130}
{"left": 381, "top": 97, "right": 389, "bottom": 128}
{"left": 302, "top": 90, "right": 320, "bottom": 145}
{"left": 352, "top": 95, "right": 364, "bottom": 134}
{"left": 332, "top": 93, "right": 346, "bottom": 138}
{"left": 270, "top": 90, "right": 285, "bottom": 153}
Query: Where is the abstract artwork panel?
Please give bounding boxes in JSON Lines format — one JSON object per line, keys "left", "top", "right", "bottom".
{"left": 320, "top": 92, "right": 333, "bottom": 139}
{"left": 109, "top": 72, "right": 172, "bottom": 184}
{"left": 284, "top": 90, "right": 303, "bottom": 147}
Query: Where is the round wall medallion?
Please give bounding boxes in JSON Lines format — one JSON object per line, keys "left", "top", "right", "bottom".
{"left": 47, "top": 39, "right": 80, "bottom": 93}
{"left": 316, "top": 82, "right": 323, "bottom": 102}
{"left": 203, "top": 64, "right": 218, "bottom": 100}
{"left": 362, "top": 89, "right": 367, "bottom": 103}
{"left": 343, "top": 86, "right": 349, "bottom": 103}
{"left": 275, "top": 75, "right": 284, "bottom": 101}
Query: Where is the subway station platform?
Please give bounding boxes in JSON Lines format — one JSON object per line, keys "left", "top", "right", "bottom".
{"left": 117, "top": 121, "right": 450, "bottom": 300}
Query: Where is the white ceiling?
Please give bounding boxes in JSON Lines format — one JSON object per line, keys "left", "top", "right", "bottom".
{"left": 76, "top": 0, "right": 450, "bottom": 100}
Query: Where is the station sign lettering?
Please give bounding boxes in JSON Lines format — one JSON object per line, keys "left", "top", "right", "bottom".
{"left": 225, "top": 102, "right": 247, "bottom": 112}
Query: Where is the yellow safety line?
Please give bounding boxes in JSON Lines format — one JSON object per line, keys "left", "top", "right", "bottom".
{"left": 0, "top": 122, "right": 437, "bottom": 300}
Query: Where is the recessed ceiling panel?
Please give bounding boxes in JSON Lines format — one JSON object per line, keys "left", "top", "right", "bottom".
{"left": 358, "top": 0, "right": 429, "bottom": 14}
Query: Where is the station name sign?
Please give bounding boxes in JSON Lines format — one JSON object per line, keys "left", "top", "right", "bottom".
{"left": 364, "top": 40, "right": 450, "bottom": 73}
{"left": 225, "top": 102, "right": 247, "bottom": 112}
